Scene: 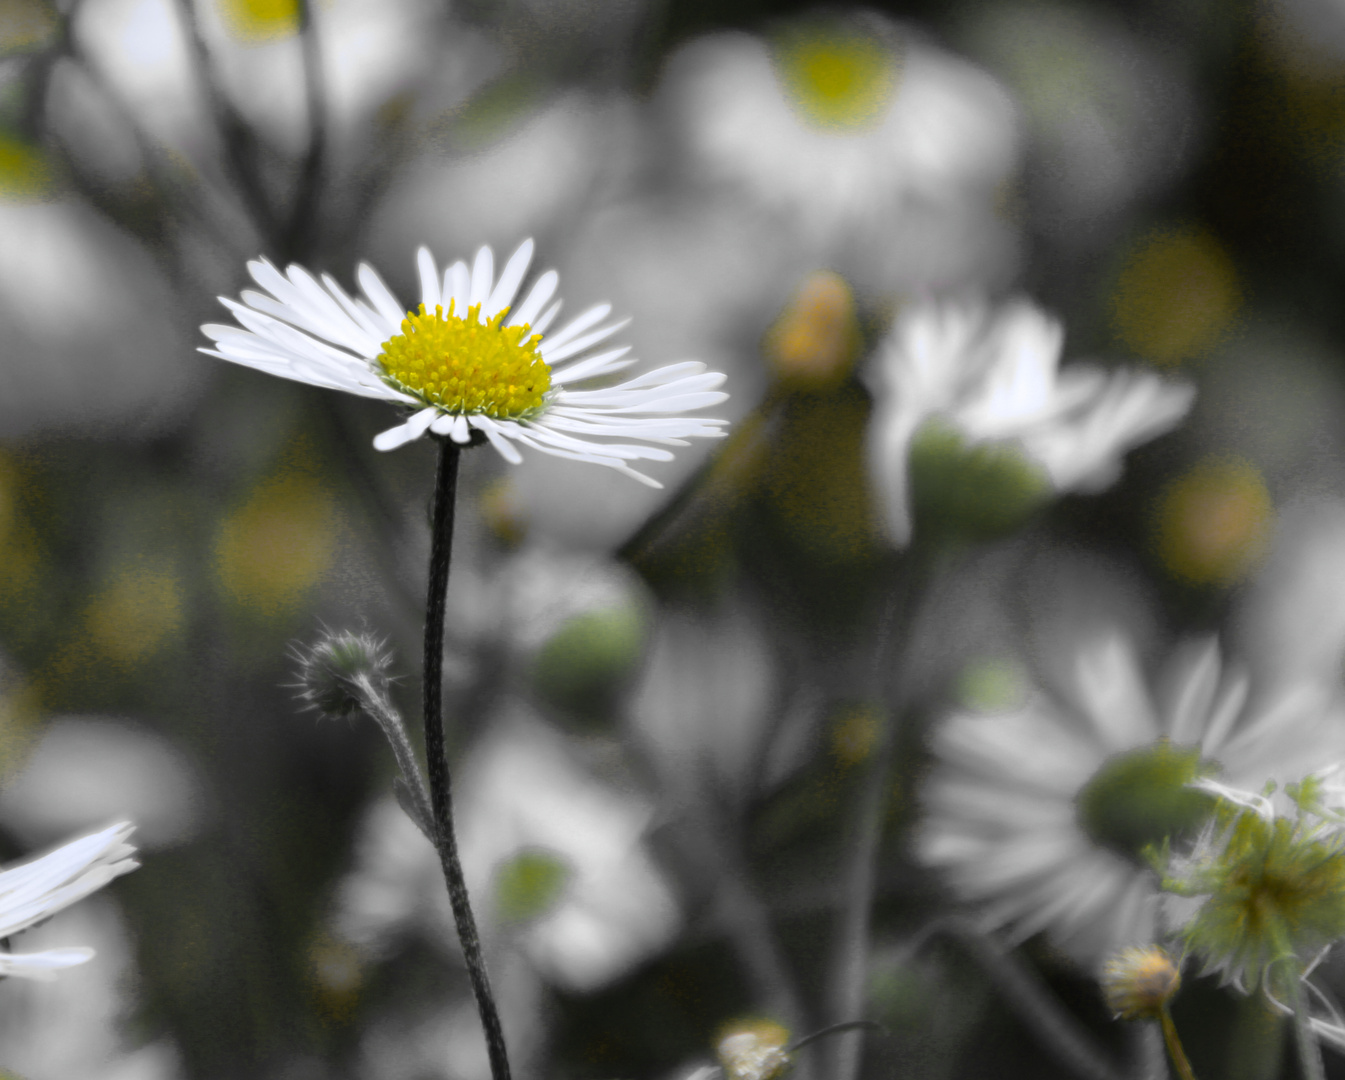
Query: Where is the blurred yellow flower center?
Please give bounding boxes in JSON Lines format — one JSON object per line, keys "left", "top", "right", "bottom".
{"left": 774, "top": 28, "right": 898, "bottom": 130}
{"left": 377, "top": 302, "right": 550, "bottom": 420}
{"left": 1076, "top": 741, "right": 1216, "bottom": 864}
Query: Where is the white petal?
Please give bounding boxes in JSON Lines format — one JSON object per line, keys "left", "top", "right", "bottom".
{"left": 469, "top": 414, "right": 524, "bottom": 464}
{"left": 486, "top": 239, "right": 534, "bottom": 318}
{"left": 0, "top": 947, "right": 95, "bottom": 980}
{"left": 510, "top": 270, "right": 558, "bottom": 329}
{"left": 540, "top": 320, "right": 629, "bottom": 363}
{"left": 444, "top": 261, "right": 471, "bottom": 318}
{"left": 358, "top": 263, "right": 407, "bottom": 330}
{"left": 372, "top": 407, "right": 437, "bottom": 451}
{"left": 533, "top": 301, "right": 562, "bottom": 335}
{"left": 549, "top": 347, "right": 633, "bottom": 386}
{"left": 417, "top": 247, "right": 442, "bottom": 312}
{"left": 541, "top": 303, "right": 613, "bottom": 355}
{"left": 469, "top": 246, "right": 494, "bottom": 314}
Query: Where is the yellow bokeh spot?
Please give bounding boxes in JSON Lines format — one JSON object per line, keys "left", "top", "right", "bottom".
{"left": 0, "top": 133, "right": 52, "bottom": 201}
{"left": 1155, "top": 457, "right": 1272, "bottom": 585}
{"left": 0, "top": 676, "right": 41, "bottom": 784}
{"left": 830, "top": 702, "right": 881, "bottom": 766}
{"left": 219, "top": 0, "right": 299, "bottom": 40}
{"left": 378, "top": 302, "right": 550, "bottom": 420}
{"left": 83, "top": 566, "right": 184, "bottom": 667}
{"left": 763, "top": 271, "right": 860, "bottom": 390}
{"left": 214, "top": 472, "right": 337, "bottom": 616}
{"left": 773, "top": 24, "right": 899, "bottom": 131}
{"left": 307, "top": 932, "right": 362, "bottom": 1024}
{"left": 1110, "top": 225, "right": 1240, "bottom": 366}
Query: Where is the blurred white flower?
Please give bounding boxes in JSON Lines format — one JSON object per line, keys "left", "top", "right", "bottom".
{"left": 0, "top": 896, "right": 182, "bottom": 1080}
{"left": 202, "top": 238, "right": 728, "bottom": 485}
{"left": 1236, "top": 497, "right": 1345, "bottom": 694}
{"left": 333, "top": 711, "right": 678, "bottom": 993}
{"left": 0, "top": 200, "right": 199, "bottom": 439}
{"left": 0, "top": 822, "right": 138, "bottom": 979}
{"left": 919, "top": 633, "right": 1345, "bottom": 968}
{"left": 664, "top": 21, "right": 1017, "bottom": 245}
{"left": 0, "top": 718, "right": 204, "bottom": 851}
{"left": 865, "top": 297, "right": 1194, "bottom": 544}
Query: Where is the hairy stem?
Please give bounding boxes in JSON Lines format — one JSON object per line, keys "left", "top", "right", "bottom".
{"left": 423, "top": 438, "right": 511, "bottom": 1080}
{"left": 1159, "top": 1007, "right": 1197, "bottom": 1080}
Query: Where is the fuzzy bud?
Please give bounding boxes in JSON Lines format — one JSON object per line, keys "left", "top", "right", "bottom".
{"left": 1101, "top": 946, "right": 1181, "bottom": 1020}
{"left": 293, "top": 630, "right": 393, "bottom": 719}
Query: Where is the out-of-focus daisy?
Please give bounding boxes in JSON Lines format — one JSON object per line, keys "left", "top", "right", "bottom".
{"left": 333, "top": 711, "right": 679, "bottom": 994}
{"left": 665, "top": 18, "right": 1016, "bottom": 242}
{"left": 865, "top": 297, "right": 1195, "bottom": 545}
{"left": 0, "top": 821, "right": 138, "bottom": 978}
{"left": 919, "top": 633, "right": 1345, "bottom": 969}
{"left": 201, "top": 239, "right": 729, "bottom": 487}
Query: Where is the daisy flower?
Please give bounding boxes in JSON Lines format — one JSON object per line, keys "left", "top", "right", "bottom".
{"left": 918, "top": 633, "right": 1345, "bottom": 970}
{"left": 0, "top": 821, "right": 138, "bottom": 978}
{"left": 665, "top": 20, "right": 1016, "bottom": 242}
{"left": 201, "top": 239, "right": 730, "bottom": 487}
{"left": 865, "top": 297, "right": 1195, "bottom": 545}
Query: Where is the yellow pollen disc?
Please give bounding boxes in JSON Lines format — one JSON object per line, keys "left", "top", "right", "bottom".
{"left": 376, "top": 302, "right": 551, "bottom": 420}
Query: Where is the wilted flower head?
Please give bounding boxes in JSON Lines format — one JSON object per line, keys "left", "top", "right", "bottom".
{"left": 202, "top": 239, "right": 729, "bottom": 486}
{"left": 1160, "top": 769, "right": 1345, "bottom": 1002}
{"left": 1100, "top": 945, "right": 1181, "bottom": 1020}
{"left": 0, "top": 822, "right": 138, "bottom": 979}
{"left": 866, "top": 297, "right": 1195, "bottom": 545}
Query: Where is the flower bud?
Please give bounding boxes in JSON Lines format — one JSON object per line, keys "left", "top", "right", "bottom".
{"left": 293, "top": 630, "right": 393, "bottom": 719}
{"left": 1101, "top": 946, "right": 1181, "bottom": 1020}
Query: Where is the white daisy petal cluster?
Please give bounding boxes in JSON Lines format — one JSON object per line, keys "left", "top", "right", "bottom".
{"left": 865, "top": 298, "right": 1196, "bottom": 544}
{"left": 0, "top": 822, "right": 138, "bottom": 979}
{"left": 201, "top": 239, "right": 730, "bottom": 487}
{"left": 919, "top": 634, "right": 1345, "bottom": 969}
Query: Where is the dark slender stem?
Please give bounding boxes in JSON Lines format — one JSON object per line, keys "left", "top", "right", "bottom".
{"left": 423, "top": 438, "right": 512, "bottom": 1080}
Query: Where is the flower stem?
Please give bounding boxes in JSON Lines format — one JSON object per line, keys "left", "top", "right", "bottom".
{"left": 1159, "top": 1007, "right": 1198, "bottom": 1080}
{"left": 423, "top": 438, "right": 511, "bottom": 1080}
{"left": 1286, "top": 974, "right": 1326, "bottom": 1080}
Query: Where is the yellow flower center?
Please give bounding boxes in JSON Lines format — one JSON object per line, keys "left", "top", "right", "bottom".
{"left": 376, "top": 302, "right": 551, "bottom": 420}
{"left": 773, "top": 26, "right": 899, "bottom": 131}
{"left": 1075, "top": 741, "right": 1217, "bottom": 864}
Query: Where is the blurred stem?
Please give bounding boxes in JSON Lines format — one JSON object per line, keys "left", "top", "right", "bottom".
{"left": 423, "top": 438, "right": 512, "bottom": 1080}
{"left": 826, "top": 555, "right": 926, "bottom": 1080}
{"left": 1266, "top": 916, "right": 1325, "bottom": 1080}
{"left": 174, "top": 0, "right": 278, "bottom": 240}
{"left": 285, "top": 0, "right": 327, "bottom": 260}
{"left": 1159, "top": 1007, "right": 1197, "bottom": 1080}
{"left": 931, "top": 919, "right": 1127, "bottom": 1080}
